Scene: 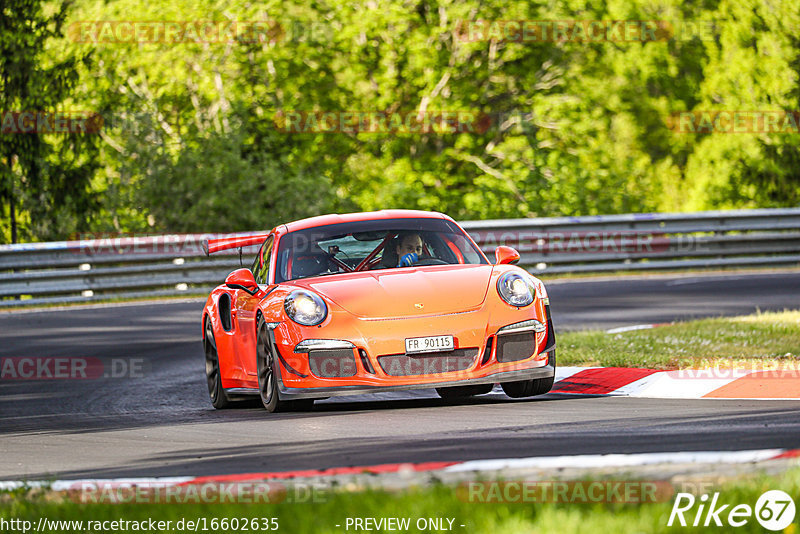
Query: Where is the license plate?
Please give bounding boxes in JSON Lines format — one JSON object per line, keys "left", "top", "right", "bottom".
{"left": 405, "top": 335, "right": 454, "bottom": 354}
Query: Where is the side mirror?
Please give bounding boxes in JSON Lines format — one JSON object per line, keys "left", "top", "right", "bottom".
{"left": 494, "top": 245, "right": 521, "bottom": 265}
{"left": 225, "top": 268, "right": 259, "bottom": 295}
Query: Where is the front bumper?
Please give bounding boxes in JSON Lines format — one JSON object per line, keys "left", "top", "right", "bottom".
{"left": 275, "top": 360, "right": 555, "bottom": 400}
{"left": 255, "top": 301, "right": 556, "bottom": 400}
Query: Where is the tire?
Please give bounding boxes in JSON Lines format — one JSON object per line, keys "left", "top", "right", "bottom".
{"left": 500, "top": 351, "right": 556, "bottom": 398}
{"left": 204, "top": 318, "right": 232, "bottom": 409}
{"left": 436, "top": 384, "right": 494, "bottom": 399}
{"left": 256, "top": 316, "right": 312, "bottom": 413}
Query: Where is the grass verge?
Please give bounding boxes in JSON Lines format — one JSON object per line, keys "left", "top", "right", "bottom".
{"left": 2, "top": 469, "right": 800, "bottom": 533}
{"left": 559, "top": 309, "right": 800, "bottom": 369}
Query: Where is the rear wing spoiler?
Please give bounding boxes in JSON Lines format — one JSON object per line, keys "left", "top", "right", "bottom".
{"left": 203, "top": 232, "right": 270, "bottom": 255}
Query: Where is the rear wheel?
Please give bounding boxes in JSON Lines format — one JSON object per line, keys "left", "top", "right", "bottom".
{"left": 256, "top": 317, "right": 315, "bottom": 412}
{"left": 204, "top": 318, "right": 232, "bottom": 409}
{"left": 501, "top": 351, "right": 556, "bottom": 398}
{"left": 436, "top": 384, "right": 493, "bottom": 399}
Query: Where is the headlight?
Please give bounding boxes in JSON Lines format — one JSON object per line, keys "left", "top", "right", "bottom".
{"left": 284, "top": 290, "right": 328, "bottom": 326}
{"left": 497, "top": 272, "right": 534, "bottom": 307}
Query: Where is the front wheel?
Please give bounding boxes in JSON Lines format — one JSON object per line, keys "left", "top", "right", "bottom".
{"left": 501, "top": 351, "right": 556, "bottom": 398}
{"left": 256, "top": 317, "right": 315, "bottom": 413}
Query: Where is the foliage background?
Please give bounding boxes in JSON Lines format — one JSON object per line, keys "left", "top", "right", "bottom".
{"left": 1, "top": 0, "right": 799, "bottom": 242}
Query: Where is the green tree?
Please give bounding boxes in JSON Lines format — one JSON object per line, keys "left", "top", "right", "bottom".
{"left": 681, "top": 0, "right": 800, "bottom": 209}
{"left": 29, "top": 0, "right": 800, "bottom": 239}
{"left": 0, "top": 0, "right": 99, "bottom": 243}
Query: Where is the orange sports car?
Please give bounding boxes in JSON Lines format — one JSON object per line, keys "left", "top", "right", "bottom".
{"left": 202, "top": 210, "right": 556, "bottom": 412}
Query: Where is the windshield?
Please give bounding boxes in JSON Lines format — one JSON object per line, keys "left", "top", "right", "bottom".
{"left": 274, "top": 217, "right": 487, "bottom": 282}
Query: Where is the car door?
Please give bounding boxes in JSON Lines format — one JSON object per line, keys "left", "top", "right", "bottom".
{"left": 232, "top": 235, "right": 273, "bottom": 381}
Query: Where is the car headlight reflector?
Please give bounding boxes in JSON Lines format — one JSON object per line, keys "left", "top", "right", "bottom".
{"left": 497, "top": 272, "right": 534, "bottom": 307}
{"left": 497, "top": 319, "right": 546, "bottom": 335}
{"left": 284, "top": 290, "right": 328, "bottom": 326}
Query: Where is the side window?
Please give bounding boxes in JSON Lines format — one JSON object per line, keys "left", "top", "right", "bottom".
{"left": 251, "top": 236, "right": 273, "bottom": 285}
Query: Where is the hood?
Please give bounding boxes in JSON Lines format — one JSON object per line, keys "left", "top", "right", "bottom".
{"left": 297, "top": 265, "right": 494, "bottom": 318}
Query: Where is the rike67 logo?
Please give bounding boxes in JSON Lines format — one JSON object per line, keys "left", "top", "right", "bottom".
{"left": 668, "top": 490, "right": 796, "bottom": 530}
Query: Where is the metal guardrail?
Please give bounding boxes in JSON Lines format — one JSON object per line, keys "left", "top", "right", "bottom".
{"left": 1, "top": 208, "right": 799, "bottom": 307}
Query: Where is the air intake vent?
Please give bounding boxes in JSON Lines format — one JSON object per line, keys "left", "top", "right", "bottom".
{"left": 308, "top": 349, "right": 357, "bottom": 378}
{"left": 359, "top": 349, "right": 375, "bottom": 374}
{"left": 219, "top": 293, "right": 232, "bottom": 332}
{"left": 496, "top": 332, "right": 536, "bottom": 363}
{"left": 481, "top": 337, "right": 494, "bottom": 365}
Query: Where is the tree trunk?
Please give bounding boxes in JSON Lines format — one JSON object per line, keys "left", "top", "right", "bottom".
{"left": 10, "top": 186, "right": 16, "bottom": 244}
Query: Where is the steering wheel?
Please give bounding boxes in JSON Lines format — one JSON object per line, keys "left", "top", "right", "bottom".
{"left": 415, "top": 257, "right": 449, "bottom": 266}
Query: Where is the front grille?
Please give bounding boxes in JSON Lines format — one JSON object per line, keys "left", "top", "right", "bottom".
{"left": 308, "top": 349, "right": 358, "bottom": 378}
{"left": 378, "top": 348, "right": 479, "bottom": 376}
{"left": 496, "top": 332, "right": 536, "bottom": 363}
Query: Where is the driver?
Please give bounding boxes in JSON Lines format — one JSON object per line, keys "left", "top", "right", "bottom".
{"left": 396, "top": 232, "right": 424, "bottom": 267}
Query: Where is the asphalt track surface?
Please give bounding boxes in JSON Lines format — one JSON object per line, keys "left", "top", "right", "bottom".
{"left": 1, "top": 270, "right": 799, "bottom": 480}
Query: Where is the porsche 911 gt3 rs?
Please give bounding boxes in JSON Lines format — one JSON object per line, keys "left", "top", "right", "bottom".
{"left": 202, "top": 210, "right": 555, "bottom": 412}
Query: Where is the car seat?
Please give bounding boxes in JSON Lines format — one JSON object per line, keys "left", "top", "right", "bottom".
{"left": 380, "top": 239, "right": 400, "bottom": 268}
